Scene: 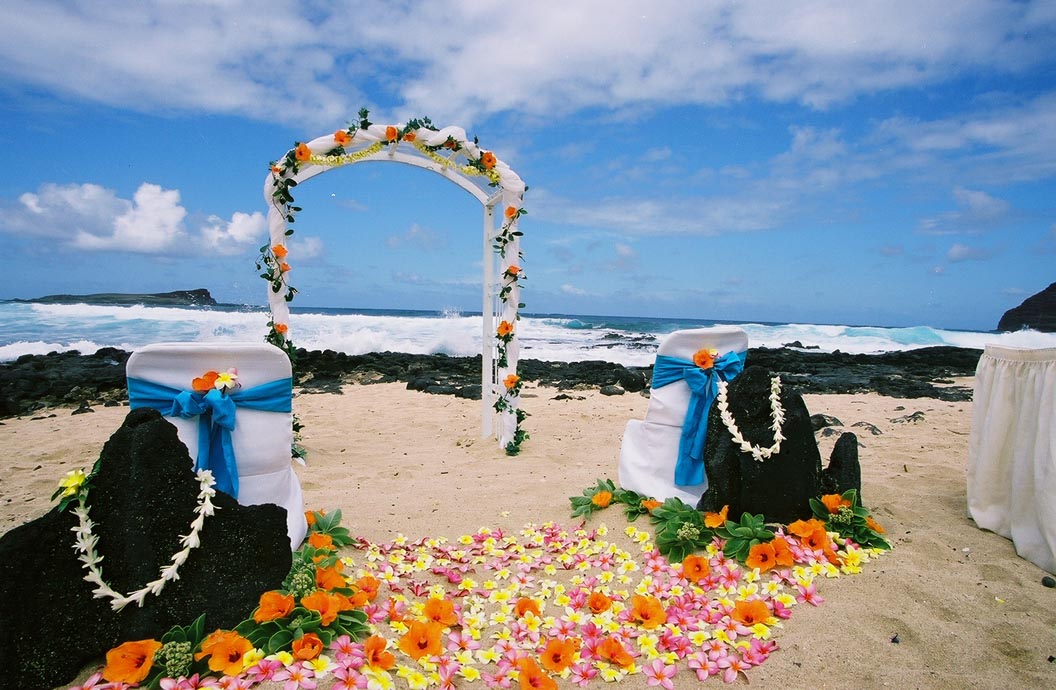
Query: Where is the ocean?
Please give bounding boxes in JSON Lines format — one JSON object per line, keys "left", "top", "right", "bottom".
{"left": 2, "top": 301, "right": 1055, "bottom": 365}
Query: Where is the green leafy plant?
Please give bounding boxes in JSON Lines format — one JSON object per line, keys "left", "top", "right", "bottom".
{"left": 144, "top": 614, "right": 209, "bottom": 688}
{"left": 649, "top": 497, "right": 716, "bottom": 562}
{"left": 714, "top": 512, "right": 775, "bottom": 562}
{"left": 809, "top": 489, "right": 891, "bottom": 550}
{"left": 570, "top": 478, "right": 618, "bottom": 519}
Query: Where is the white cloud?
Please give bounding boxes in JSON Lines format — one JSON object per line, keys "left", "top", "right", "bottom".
{"left": 0, "top": 2, "right": 1050, "bottom": 127}
{"left": 947, "top": 243, "right": 997, "bottom": 262}
{"left": 3, "top": 181, "right": 267, "bottom": 255}
{"left": 386, "top": 223, "right": 446, "bottom": 251}
{"left": 561, "top": 284, "right": 588, "bottom": 296}
{"left": 918, "top": 187, "right": 1011, "bottom": 235}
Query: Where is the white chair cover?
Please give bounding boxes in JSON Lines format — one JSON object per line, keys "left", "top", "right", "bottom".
{"left": 968, "top": 345, "right": 1056, "bottom": 573}
{"left": 618, "top": 327, "right": 749, "bottom": 503}
{"left": 126, "top": 342, "right": 307, "bottom": 549}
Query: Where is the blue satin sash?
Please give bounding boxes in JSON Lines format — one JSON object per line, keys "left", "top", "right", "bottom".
{"left": 651, "top": 351, "right": 746, "bottom": 487}
{"left": 127, "top": 377, "right": 293, "bottom": 498}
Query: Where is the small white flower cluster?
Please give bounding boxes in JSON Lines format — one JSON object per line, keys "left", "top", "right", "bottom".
{"left": 71, "top": 469, "right": 218, "bottom": 611}
{"left": 716, "top": 376, "right": 786, "bottom": 463}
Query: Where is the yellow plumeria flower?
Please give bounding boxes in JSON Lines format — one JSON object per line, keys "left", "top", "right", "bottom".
{"left": 751, "top": 623, "right": 772, "bottom": 640}
{"left": 306, "top": 655, "right": 333, "bottom": 676}
{"left": 459, "top": 666, "right": 482, "bottom": 681}
{"left": 477, "top": 648, "right": 501, "bottom": 664}
{"left": 58, "top": 469, "right": 87, "bottom": 497}
{"left": 364, "top": 668, "right": 395, "bottom": 690}
{"left": 241, "top": 648, "right": 265, "bottom": 670}
{"left": 690, "top": 630, "right": 711, "bottom": 645}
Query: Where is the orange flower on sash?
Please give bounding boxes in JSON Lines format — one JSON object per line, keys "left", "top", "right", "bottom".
{"left": 692, "top": 347, "right": 718, "bottom": 370}
{"left": 274, "top": 323, "right": 288, "bottom": 335}
{"left": 480, "top": 151, "right": 497, "bottom": 169}
{"left": 505, "top": 205, "right": 519, "bottom": 219}
{"left": 192, "top": 370, "right": 219, "bottom": 392}
{"left": 334, "top": 129, "right": 352, "bottom": 146}
{"left": 295, "top": 143, "right": 312, "bottom": 161}
{"left": 403, "top": 131, "right": 417, "bottom": 142}
{"left": 497, "top": 320, "right": 514, "bottom": 337}
{"left": 504, "top": 374, "right": 520, "bottom": 389}
{"left": 272, "top": 244, "right": 288, "bottom": 259}
{"left": 385, "top": 125, "right": 398, "bottom": 142}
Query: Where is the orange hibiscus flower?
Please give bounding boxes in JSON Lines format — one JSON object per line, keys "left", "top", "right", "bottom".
{"left": 272, "top": 244, "right": 288, "bottom": 259}
{"left": 295, "top": 143, "right": 312, "bottom": 161}
{"left": 385, "top": 125, "right": 398, "bottom": 142}
{"left": 732, "top": 599, "right": 771, "bottom": 626}
{"left": 292, "top": 632, "right": 324, "bottom": 661}
{"left": 597, "top": 636, "right": 635, "bottom": 668}
{"left": 334, "top": 129, "right": 352, "bottom": 146}
{"left": 364, "top": 635, "right": 396, "bottom": 671}
{"left": 316, "top": 563, "right": 346, "bottom": 590}
{"left": 102, "top": 639, "right": 162, "bottom": 684}
{"left": 398, "top": 620, "right": 444, "bottom": 661}
{"left": 641, "top": 499, "right": 662, "bottom": 513}
{"left": 704, "top": 504, "right": 729, "bottom": 529}
{"left": 770, "top": 536, "right": 795, "bottom": 567}
{"left": 254, "top": 590, "right": 295, "bottom": 623}
{"left": 497, "top": 320, "right": 514, "bottom": 337}
{"left": 505, "top": 264, "right": 521, "bottom": 276}
{"left": 629, "top": 594, "right": 667, "bottom": 629}
{"left": 866, "top": 515, "right": 885, "bottom": 534}
{"left": 301, "top": 589, "right": 343, "bottom": 625}
{"left": 191, "top": 370, "right": 219, "bottom": 393}
{"left": 308, "top": 532, "right": 334, "bottom": 550}
{"left": 404, "top": 131, "right": 417, "bottom": 142}
{"left": 515, "top": 597, "right": 542, "bottom": 618}
{"left": 591, "top": 490, "right": 612, "bottom": 509}
{"left": 518, "top": 657, "right": 558, "bottom": 690}
{"left": 195, "top": 630, "right": 253, "bottom": 676}
{"left": 274, "top": 323, "right": 288, "bottom": 335}
{"left": 540, "top": 637, "right": 581, "bottom": 673}
{"left": 682, "top": 554, "right": 711, "bottom": 583}
{"left": 505, "top": 205, "right": 519, "bottom": 219}
{"left": 692, "top": 348, "right": 717, "bottom": 370}
{"left": 802, "top": 527, "right": 832, "bottom": 552}
{"left": 423, "top": 597, "right": 459, "bottom": 626}
{"left": 504, "top": 374, "right": 521, "bottom": 390}
{"left": 586, "top": 591, "right": 612, "bottom": 614}
{"left": 820, "top": 493, "right": 851, "bottom": 514}
{"left": 787, "top": 518, "right": 827, "bottom": 539}
{"left": 480, "top": 151, "right": 497, "bottom": 169}
{"left": 354, "top": 575, "right": 381, "bottom": 602}
{"left": 745, "top": 542, "right": 777, "bottom": 571}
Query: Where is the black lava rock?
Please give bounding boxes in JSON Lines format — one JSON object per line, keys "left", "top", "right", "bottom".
{"left": 697, "top": 367, "right": 823, "bottom": 524}
{"left": 811, "top": 414, "right": 843, "bottom": 431}
{"left": 821, "top": 432, "right": 863, "bottom": 500}
{"left": 0, "top": 408, "right": 291, "bottom": 690}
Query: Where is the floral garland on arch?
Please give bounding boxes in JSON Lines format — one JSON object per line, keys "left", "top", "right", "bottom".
{"left": 259, "top": 109, "right": 528, "bottom": 454}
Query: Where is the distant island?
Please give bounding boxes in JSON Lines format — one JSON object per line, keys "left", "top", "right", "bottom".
{"left": 11, "top": 288, "right": 218, "bottom": 307}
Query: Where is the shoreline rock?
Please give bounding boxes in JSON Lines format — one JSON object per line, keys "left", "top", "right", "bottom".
{"left": 9, "top": 288, "right": 217, "bottom": 307}
{"left": 0, "top": 345, "right": 981, "bottom": 418}
{"left": 997, "top": 281, "right": 1056, "bottom": 332}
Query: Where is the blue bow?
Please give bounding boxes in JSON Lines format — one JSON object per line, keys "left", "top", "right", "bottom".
{"left": 127, "top": 376, "right": 293, "bottom": 498}
{"left": 651, "top": 350, "right": 746, "bottom": 487}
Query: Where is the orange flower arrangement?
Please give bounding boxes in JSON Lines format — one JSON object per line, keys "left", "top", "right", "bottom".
{"left": 334, "top": 129, "right": 352, "bottom": 146}
{"left": 295, "top": 143, "right": 312, "bottom": 161}
{"left": 504, "top": 374, "right": 521, "bottom": 390}
{"left": 704, "top": 504, "right": 729, "bottom": 529}
{"left": 271, "top": 164, "right": 283, "bottom": 174}
{"left": 732, "top": 599, "right": 771, "bottom": 626}
{"left": 587, "top": 590, "right": 612, "bottom": 614}
{"left": 195, "top": 630, "right": 253, "bottom": 676}
{"left": 385, "top": 125, "right": 398, "bottom": 142}
{"left": 398, "top": 620, "right": 444, "bottom": 661}
{"left": 692, "top": 347, "right": 717, "bottom": 369}
{"left": 354, "top": 574, "right": 381, "bottom": 602}
{"left": 254, "top": 590, "right": 295, "bottom": 623}
{"left": 518, "top": 657, "right": 558, "bottom": 690}
{"left": 308, "top": 532, "right": 334, "bottom": 550}
{"left": 497, "top": 320, "right": 514, "bottom": 337}
{"left": 102, "top": 639, "right": 162, "bottom": 684}
{"left": 274, "top": 323, "right": 288, "bottom": 335}
{"left": 682, "top": 554, "right": 711, "bottom": 583}
{"left": 866, "top": 515, "right": 886, "bottom": 534}
{"left": 591, "top": 490, "right": 612, "bottom": 509}
{"left": 540, "top": 637, "right": 581, "bottom": 673}
{"left": 641, "top": 498, "right": 662, "bottom": 513}
{"left": 515, "top": 597, "right": 542, "bottom": 618}
{"left": 505, "top": 264, "right": 521, "bottom": 276}
{"left": 771, "top": 536, "right": 795, "bottom": 567}
{"left": 316, "top": 562, "right": 346, "bottom": 590}
{"left": 505, "top": 205, "right": 519, "bottom": 219}
{"left": 787, "top": 518, "right": 827, "bottom": 539}
{"left": 745, "top": 542, "right": 777, "bottom": 571}
{"left": 292, "top": 632, "right": 324, "bottom": 660}
{"left": 629, "top": 594, "right": 667, "bottom": 629}
{"left": 364, "top": 635, "right": 396, "bottom": 671}
{"left": 305, "top": 509, "right": 321, "bottom": 526}
{"left": 423, "top": 597, "right": 459, "bottom": 626}
{"left": 272, "top": 244, "right": 288, "bottom": 259}
{"left": 820, "top": 493, "right": 851, "bottom": 514}
{"left": 480, "top": 151, "right": 497, "bottom": 169}
{"left": 301, "top": 589, "right": 345, "bottom": 625}
{"left": 597, "top": 636, "right": 635, "bottom": 668}
{"left": 279, "top": 262, "right": 291, "bottom": 273}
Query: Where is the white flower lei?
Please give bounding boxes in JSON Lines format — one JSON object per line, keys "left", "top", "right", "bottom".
{"left": 69, "top": 469, "right": 218, "bottom": 611}
{"left": 716, "top": 376, "right": 786, "bottom": 462}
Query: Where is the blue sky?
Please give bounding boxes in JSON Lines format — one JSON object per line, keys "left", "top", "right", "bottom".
{"left": 1, "top": 1, "right": 1054, "bottom": 331}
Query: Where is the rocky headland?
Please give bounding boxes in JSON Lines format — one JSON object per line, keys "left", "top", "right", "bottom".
{"left": 997, "top": 281, "right": 1056, "bottom": 332}
{"left": 9, "top": 288, "right": 217, "bottom": 307}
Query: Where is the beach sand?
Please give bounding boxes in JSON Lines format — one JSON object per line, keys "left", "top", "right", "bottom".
{"left": 3, "top": 381, "right": 1054, "bottom": 689}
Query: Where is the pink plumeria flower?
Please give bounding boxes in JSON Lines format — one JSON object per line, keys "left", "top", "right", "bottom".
{"left": 69, "top": 673, "right": 104, "bottom": 690}
{"left": 568, "top": 662, "right": 598, "bottom": 687}
{"left": 273, "top": 662, "right": 317, "bottom": 690}
{"left": 796, "top": 581, "right": 825, "bottom": 606}
{"left": 717, "top": 655, "right": 752, "bottom": 684}
{"left": 688, "top": 650, "right": 720, "bottom": 680}
{"left": 331, "top": 666, "right": 366, "bottom": 690}
{"left": 644, "top": 658, "right": 677, "bottom": 689}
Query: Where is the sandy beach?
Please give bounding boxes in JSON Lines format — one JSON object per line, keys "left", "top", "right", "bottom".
{"left": 3, "top": 380, "right": 1054, "bottom": 689}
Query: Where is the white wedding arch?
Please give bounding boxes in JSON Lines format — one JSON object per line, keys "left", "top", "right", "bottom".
{"left": 259, "top": 112, "right": 528, "bottom": 453}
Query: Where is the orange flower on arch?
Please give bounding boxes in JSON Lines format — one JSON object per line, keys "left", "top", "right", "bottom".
{"left": 787, "top": 518, "right": 827, "bottom": 539}
{"left": 480, "top": 151, "right": 497, "bottom": 169}
{"left": 591, "top": 490, "right": 612, "bottom": 509}
{"left": 254, "top": 590, "right": 295, "bottom": 623}
{"left": 385, "top": 125, "right": 399, "bottom": 142}
{"left": 272, "top": 244, "right": 288, "bottom": 259}
{"left": 274, "top": 323, "right": 288, "bottom": 335}
{"left": 102, "top": 639, "right": 162, "bottom": 684}
{"left": 504, "top": 374, "right": 521, "bottom": 390}
{"left": 334, "top": 129, "right": 352, "bottom": 146}
{"left": 423, "top": 597, "right": 459, "bottom": 626}
{"left": 195, "top": 630, "right": 253, "bottom": 676}
{"left": 821, "top": 493, "right": 851, "bottom": 514}
{"left": 704, "top": 504, "right": 729, "bottom": 529}
{"left": 398, "top": 620, "right": 444, "bottom": 661}
{"left": 597, "top": 636, "right": 635, "bottom": 668}
{"left": 682, "top": 554, "right": 711, "bottom": 583}
{"left": 732, "top": 599, "right": 771, "bottom": 626}
{"left": 295, "top": 143, "right": 312, "bottom": 161}
{"left": 587, "top": 591, "right": 612, "bottom": 614}
{"left": 518, "top": 657, "right": 558, "bottom": 690}
{"left": 505, "top": 264, "right": 521, "bottom": 276}
{"left": 497, "top": 320, "right": 514, "bottom": 337}
{"left": 629, "top": 594, "right": 667, "bottom": 629}
{"left": 505, "top": 205, "right": 519, "bottom": 219}
{"left": 404, "top": 131, "right": 417, "bottom": 142}
{"left": 364, "top": 635, "right": 396, "bottom": 671}
{"left": 692, "top": 347, "right": 717, "bottom": 370}
{"left": 540, "top": 636, "right": 581, "bottom": 673}
{"left": 292, "top": 632, "right": 324, "bottom": 661}
{"left": 745, "top": 542, "right": 777, "bottom": 571}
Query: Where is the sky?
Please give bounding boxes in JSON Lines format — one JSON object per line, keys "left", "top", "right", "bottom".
{"left": 0, "top": 1, "right": 1054, "bottom": 331}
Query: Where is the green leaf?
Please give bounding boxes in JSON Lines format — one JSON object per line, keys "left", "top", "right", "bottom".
{"left": 267, "top": 629, "right": 294, "bottom": 654}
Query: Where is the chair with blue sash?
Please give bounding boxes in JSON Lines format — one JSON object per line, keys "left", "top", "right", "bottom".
{"left": 126, "top": 342, "right": 307, "bottom": 548}
{"left": 618, "top": 327, "right": 749, "bottom": 504}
